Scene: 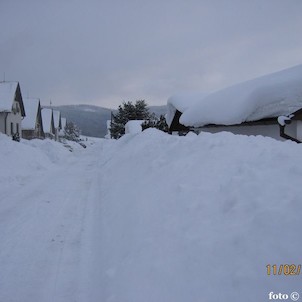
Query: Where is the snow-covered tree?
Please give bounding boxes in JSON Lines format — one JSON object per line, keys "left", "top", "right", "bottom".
{"left": 111, "top": 100, "right": 150, "bottom": 139}
{"left": 64, "top": 121, "right": 81, "bottom": 141}
{"left": 142, "top": 114, "right": 169, "bottom": 132}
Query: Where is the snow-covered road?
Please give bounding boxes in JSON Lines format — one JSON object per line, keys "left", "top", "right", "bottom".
{"left": 0, "top": 142, "right": 104, "bottom": 302}
{"left": 1, "top": 131, "right": 302, "bottom": 302}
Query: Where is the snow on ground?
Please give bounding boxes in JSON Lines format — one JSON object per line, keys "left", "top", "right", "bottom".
{"left": 1, "top": 130, "right": 302, "bottom": 301}
{"left": 0, "top": 134, "right": 103, "bottom": 302}
{"left": 97, "top": 129, "right": 302, "bottom": 302}
{"left": 0, "top": 134, "right": 66, "bottom": 194}
{"left": 125, "top": 120, "right": 144, "bottom": 134}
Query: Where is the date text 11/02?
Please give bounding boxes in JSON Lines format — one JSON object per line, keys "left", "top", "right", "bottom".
{"left": 266, "top": 264, "right": 301, "bottom": 276}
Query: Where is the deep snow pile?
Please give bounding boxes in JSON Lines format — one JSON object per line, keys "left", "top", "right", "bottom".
{"left": 1, "top": 130, "right": 302, "bottom": 301}
{"left": 98, "top": 129, "right": 302, "bottom": 302}
{"left": 0, "top": 134, "right": 84, "bottom": 193}
{"left": 0, "top": 134, "right": 103, "bottom": 302}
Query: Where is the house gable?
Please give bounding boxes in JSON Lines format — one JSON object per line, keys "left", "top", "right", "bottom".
{"left": 22, "top": 98, "right": 45, "bottom": 139}
{"left": 15, "top": 83, "right": 25, "bottom": 117}
{"left": 0, "top": 82, "right": 25, "bottom": 116}
{"left": 0, "top": 82, "right": 25, "bottom": 137}
{"left": 36, "top": 102, "right": 44, "bottom": 137}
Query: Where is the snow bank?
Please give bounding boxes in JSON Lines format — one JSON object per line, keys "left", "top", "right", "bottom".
{"left": 125, "top": 120, "right": 144, "bottom": 134}
{"left": 98, "top": 129, "right": 302, "bottom": 302}
{"left": 0, "top": 134, "right": 72, "bottom": 191}
{"left": 179, "top": 64, "right": 302, "bottom": 127}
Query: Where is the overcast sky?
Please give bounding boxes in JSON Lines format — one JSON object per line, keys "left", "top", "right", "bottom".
{"left": 1, "top": 0, "right": 302, "bottom": 108}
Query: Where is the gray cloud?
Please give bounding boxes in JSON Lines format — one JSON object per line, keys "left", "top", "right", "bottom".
{"left": 1, "top": 0, "right": 302, "bottom": 108}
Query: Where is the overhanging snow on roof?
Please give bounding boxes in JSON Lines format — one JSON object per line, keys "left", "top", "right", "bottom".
{"left": 53, "top": 110, "right": 61, "bottom": 129}
{"left": 166, "top": 91, "right": 208, "bottom": 127}
{"left": 168, "top": 64, "right": 302, "bottom": 128}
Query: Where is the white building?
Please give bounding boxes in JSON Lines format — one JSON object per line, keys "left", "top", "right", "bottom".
{"left": 0, "top": 82, "right": 25, "bottom": 139}
{"left": 167, "top": 64, "right": 302, "bottom": 142}
{"left": 22, "top": 98, "right": 44, "bottom": 139}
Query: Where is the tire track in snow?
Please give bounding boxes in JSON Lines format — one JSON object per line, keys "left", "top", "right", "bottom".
{"left": 0, "top": 146, "right": 103, "bottom": 302}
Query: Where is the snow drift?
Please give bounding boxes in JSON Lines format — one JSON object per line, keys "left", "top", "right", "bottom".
{"left": 0, "top": 134, "right": 84, "bottom": 193}
{"left": 1, "top": 130, "right": 302, "bottom": 302}
{"left": 98, "top": 129, "right": 302, "bottom": 302}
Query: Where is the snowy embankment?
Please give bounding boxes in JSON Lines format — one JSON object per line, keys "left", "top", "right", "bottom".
{"left": 0, "top": 134, "right": 83, "bottom": 193}
{"left": 0, "top": 134, "right": 101, "bottom": 302}
{"left": 1, "top": 130, "right": 302, "bottom": 301}
{"left": 0, "top": 135, "right": 62, "bottom": 193}
{"left": 98, "top": 129, "right": 302, "bottom": 302}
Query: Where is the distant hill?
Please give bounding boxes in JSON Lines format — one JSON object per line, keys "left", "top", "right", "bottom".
{"left": 50, "top": 104, "right": 167, "bottom": 138}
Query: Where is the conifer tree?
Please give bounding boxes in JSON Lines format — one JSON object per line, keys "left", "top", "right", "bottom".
{"left": 64, "top": 121, "right": 81, "bottom": 141}
{"left": 110, "top": 100, "right": 150, "bottom": 139}
{"left": 142, "top": 114, "right": 169, "bottom": 132}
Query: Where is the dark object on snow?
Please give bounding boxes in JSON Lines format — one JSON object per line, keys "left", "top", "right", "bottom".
{"left": 12, "top": 132, "right": 20, "bottom": 142}
{"left": 78, "top": 142, "right": 87, "bottom": 148}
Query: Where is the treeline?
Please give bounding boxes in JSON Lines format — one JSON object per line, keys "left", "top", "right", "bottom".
{"left": 110, "top": 100, "right": 168, "bottom": 139}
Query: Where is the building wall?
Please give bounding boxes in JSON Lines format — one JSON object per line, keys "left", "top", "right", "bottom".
{"left": 198, "top": 121, "right": 302, "bottom": 141}
{"left": 0, "top": 112, "right": 7, "bottom": 134}
{"left": 0, "top": 103, "right": 23, "bottom": 137}
{"left": 296, "top": 121, "right": 302, "bottom": 141}
{"left": 284, "top": 121, "right": 297, "bottom": 139}
{"left": 54, "top": 128, "right": 60, "bottom": 141}
{"left": 45, "top": 132, "right": 55, "bottom": 140}
{"left": 199, "top": 124, "right": 291, "bottom": 141}
{"left": 22, "top": 129, "right": 35, "bottom": 140}
{"left": 6, "top": 102, "right": 23, "bottom": 137}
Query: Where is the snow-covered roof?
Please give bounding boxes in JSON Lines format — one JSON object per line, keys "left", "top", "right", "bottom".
{"left": 59, "top": 118, "right": 67, "bottom": 136}
{"left": 22, "top": 98, "right": 40, "bottom": 130}
{"left": 0, "top": 82, "right": 18, "bottom": 112}
{"left": 61, "top": 117, "right": 67, "bottom": 129}
{"left": 41, "top": 108, "right": 53, "bottom": 134}
{"left": 166, "top": 92, "right": 208, "bottom": 127}
{"left": 171, "top": 64, "right": 302, "bottom": 127}
{"left": 125, "top": 120, "right": 144, "bottom": 134}
{"left": 53, "top": 110, "right": 61, "bottom": 129}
